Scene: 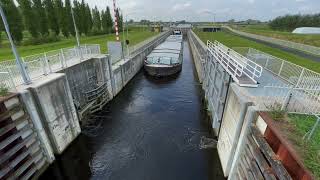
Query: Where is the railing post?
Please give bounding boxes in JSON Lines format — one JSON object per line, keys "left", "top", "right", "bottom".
{"left": 44, "top": 53, "right": 52, "bottom": 73}
{"left": 40, "top": 56, "right": 48, "bottom": 75}
{"left": 60, "top": 49, "right": 65, "bottom": 69}
{"left": 278, "top": 60, "right": 284, "bottom": 76}
{"left": 296, "top": 68, "right": 305, "bottom": 88}
{"left": 84, "top": 44, "right": 88, "bottom": 55}
{"left": 307, "top": 116, "right": 320, "bottom": 141}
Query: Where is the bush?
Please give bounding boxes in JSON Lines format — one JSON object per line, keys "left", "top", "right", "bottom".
{"left": 266, "top": 102, "right": 287, "bottom": 120}
{"left": 0, "top": 85, "right": 9, "bottom": 97}
{"left": 22, "top": 34, "right": 60, "bottom": 45}
{"left": 269, "top": 13, "right": 320, "bottom": 31}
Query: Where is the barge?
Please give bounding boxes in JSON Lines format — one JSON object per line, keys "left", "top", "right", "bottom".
{"left": 144, "top": 32, "right": 183, "bottom": 77}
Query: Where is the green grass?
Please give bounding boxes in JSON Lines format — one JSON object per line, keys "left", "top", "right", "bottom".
{"left": 194, "top": 29, "right": 320, "bottom": 73}
{"left": 233, "top": 24, "right": 320, "bottom": 47}
{"left": 0, "top": 27, "right": 158, "bottom": 61}
{"left": 286, "top": 114, "right": 320, "bottom": 179}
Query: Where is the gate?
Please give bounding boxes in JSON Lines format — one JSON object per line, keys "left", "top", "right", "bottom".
{"left": 202, "top": 52, "right": 231, "bottom": 133}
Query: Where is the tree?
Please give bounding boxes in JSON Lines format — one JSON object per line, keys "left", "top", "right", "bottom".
{"left": 101, "top": 10, "right": 107, "bottom": 33}
{"left": 92, "top": 6, "right": 101, "bottom": 32}
{"left": 270, "top": 13, "right": 320, "bottom": 31}
{"left": 60, "top": 2, "right": 69, "bottom": 37}
{"left": 33, "top": 0, "right": 49, "bottom": 36}
{"left": 85, "top": 4, "right": 93, "bottom": 33}
{"left": 65, "top": 0, "right": 75, "bottom": 36}
{"left": 106, "top": 6, "right": 113, "bottom": 33}
{"left": 80, "top": 0, "right": 88, "bottom": 35}
{"left": 44, "top": 0, "right": 60, "bottom": 35}
{"left": 0, "top": 0, "right": 24, "bottom": 43}
{"left": 18, "top": 0, "right": 39, "bottom": 38}
{"left": 73, "top": 0, "right": 82, "bottom": 35}
{"left": 54, "top": 0, "right": 63, "bottom": 28}
{"left": 115, "top": 8, "right": 123, "bottom": 32}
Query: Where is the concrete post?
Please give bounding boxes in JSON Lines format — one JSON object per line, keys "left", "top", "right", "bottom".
{"left": 228, "top": 106, "right": 258, "bottom": 179}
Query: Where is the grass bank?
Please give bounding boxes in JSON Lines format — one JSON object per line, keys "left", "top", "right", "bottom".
{"left": 194, "top": 29, "right": 320, "bottom": 73}
{"left": 233, "top": 24, "right": 320, "bottom": 47}
{"left": 0, "top": 27, "right": 158, "bottom": 61}
{"left": 279, "top": 114, "right": 320, "bottom": 179}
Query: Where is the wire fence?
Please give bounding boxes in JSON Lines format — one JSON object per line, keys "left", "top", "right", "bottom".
{"left": 0, "top": 44, "right": 100, "bottom": 90}
{"left": 232, "top": 47, "right": 320, "bottom": 115}
{"left": 253, "top": 84, "right": 320, "bottom": 115}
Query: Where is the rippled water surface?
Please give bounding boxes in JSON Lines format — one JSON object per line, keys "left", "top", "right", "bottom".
{"left": 40, "top": 41, "right": 224, "bottom": 180}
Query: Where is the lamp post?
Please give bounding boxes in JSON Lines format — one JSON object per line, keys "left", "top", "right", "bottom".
{"left": 0, "top": 2, "right": 31, "bottom": 84}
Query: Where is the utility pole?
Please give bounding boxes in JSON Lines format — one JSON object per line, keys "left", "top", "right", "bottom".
{"left": 0, "top": 2, "right": 31, "bottom": 84}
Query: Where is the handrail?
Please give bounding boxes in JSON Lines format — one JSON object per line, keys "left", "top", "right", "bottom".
{"left": 207, "top": 40, "right": 243, "bottom": 78}
{"left": 214, "top": 41, "right": 263, "bottom": 79}
{"left": 207, "top": 40, "right": 263, "bottom": 84}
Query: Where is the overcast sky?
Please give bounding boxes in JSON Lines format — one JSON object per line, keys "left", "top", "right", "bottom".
{"left": 83, "top": 0, "right": 320, "bottom": 22}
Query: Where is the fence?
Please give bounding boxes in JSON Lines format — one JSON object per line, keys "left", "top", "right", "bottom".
{"left": 224, "top": 26, "right": 320, "bottom": 56}
{"left": 0, "top": 44, "right": 100, "bottom": 89}
{"left": 111, "top": 31, "right": 170, "bottom": 65}
{"left": 207, "top": 40, "right": 263, "bottom": 86}
{"left": 254, "top": 84, "right": 320, "bottom": 115}
{"left": 128, "top": 31, "right": 171, "bottom": 58}
{"left": 234, "top": 47, "right": 320, "bottom": 114}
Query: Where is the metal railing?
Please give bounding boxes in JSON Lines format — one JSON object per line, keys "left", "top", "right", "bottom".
{"left": 207, "top": 40, "right": 263, "bottom": 84}
{"left": 255, "top": 83, "right": 320, "bottom": 115}
{"left": 111, "top": 31, "right": 170, "bottom": 65}
{"left": 0, "top": 44, "right": 100, "bottom": 88}
{"left": 244, "top": 48, "right": 320, "bottom": 90}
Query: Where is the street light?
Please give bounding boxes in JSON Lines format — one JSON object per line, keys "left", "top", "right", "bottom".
{"left": 0, "top": 2, "right": 31, "bottom": 84}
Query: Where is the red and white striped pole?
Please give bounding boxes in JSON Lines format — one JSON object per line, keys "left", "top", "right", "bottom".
{"left": 113, "top": 0, "right": 120, "bottom": 41}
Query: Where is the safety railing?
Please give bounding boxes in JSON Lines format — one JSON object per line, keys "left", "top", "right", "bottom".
{"left": 214, "top": 41, "right": 263, "bottom": 81}
{"left": 0, "top": 44, "right": 100, "bottom": 88}
{"left": 207, "top": 40, "right": 263, "bottom": 84}
{"left": 244, "top": 48, "right": 320, "bottom": 90}
{"left": 255, "top": 83, "right": 320, "bottom": 115}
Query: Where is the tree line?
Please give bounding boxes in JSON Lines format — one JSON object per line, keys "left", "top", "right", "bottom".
{"left": 269, "top": 14, "right": 320, "bottom": 31}
{"left": 0, "top": 0, "right": 123, "bottom": 45}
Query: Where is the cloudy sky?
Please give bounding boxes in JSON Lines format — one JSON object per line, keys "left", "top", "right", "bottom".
{"left": 84, "top": 0, "right": 320, "bottom": 22}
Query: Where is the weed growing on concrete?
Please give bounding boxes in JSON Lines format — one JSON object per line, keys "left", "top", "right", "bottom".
{"left": 0, "top": 85, "right": 9, "bottom": 97}
{"left": 266, "top": 102, "right": 287, "bottom": 120}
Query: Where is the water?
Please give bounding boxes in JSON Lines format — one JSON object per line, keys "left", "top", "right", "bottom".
{"left": 39, "top": 41, "right": 224, "bottom": 180}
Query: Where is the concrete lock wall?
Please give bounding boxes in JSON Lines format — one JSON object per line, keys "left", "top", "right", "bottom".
{"left": 58, "top": 55, "right": 113, "bottom": 119}
{"left": 26, "top": 73, "right": 81, "bottom": 154}
{"left": 188, "top": 30, "right": 292, "bottom": 179}
{"left": 188, "top": 30, "right": 231, "bottom": 135}
{"left": 12, "top": 31, "right": 169, "bottom": 172}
